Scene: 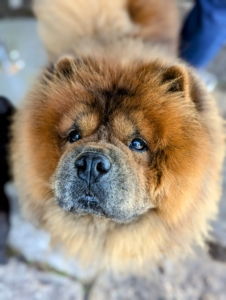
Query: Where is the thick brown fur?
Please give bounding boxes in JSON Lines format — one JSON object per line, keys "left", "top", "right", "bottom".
{"left": 11, "top": 0, "right": 224, "bottom": 270}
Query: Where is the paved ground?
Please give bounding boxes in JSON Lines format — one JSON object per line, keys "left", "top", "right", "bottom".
{"left": 0, "top": 258, "right": 84, "bottom": 300}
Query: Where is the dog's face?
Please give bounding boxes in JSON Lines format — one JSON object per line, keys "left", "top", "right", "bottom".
{"left": 55, "top": 98, "right": 157, "bottom": 223}
{"left": 27, "top": 57, "right": 210, "bottom": 225}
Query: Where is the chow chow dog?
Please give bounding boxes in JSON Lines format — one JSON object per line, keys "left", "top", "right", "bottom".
{"left": 11, "top": 0, "right": 225, "bottom": 269}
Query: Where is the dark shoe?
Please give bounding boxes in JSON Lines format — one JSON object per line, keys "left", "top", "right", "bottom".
{"left": 0, "top": 211, "right": 9, "bottom": 264}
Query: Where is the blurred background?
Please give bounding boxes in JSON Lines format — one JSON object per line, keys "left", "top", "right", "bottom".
{"left": 0, "top": 1, "right": 226, "bottom": 299}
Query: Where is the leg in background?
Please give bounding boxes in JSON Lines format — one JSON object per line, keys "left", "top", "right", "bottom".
{"left": 180, "top": 0, "right": 226, "bottom": 69}
{"left": 0, "top": 96, "right": 14, "bottom": 264}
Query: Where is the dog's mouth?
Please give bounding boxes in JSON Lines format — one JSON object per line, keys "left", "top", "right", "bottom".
{"left": 69, "top": 196, "right": 142, "bottom": 224}
{"left": 68, "top": 193, "right": 108, "bottom": 217}
{"left": 54, "top": 145, "right": 150, "bottom": 223}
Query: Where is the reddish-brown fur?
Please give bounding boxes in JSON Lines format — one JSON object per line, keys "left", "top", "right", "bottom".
{"left": 11, "top": 0, "right": 225, "bottom": 269}
{"left": 128, "top": 0, "right": 179, "bottom": 53}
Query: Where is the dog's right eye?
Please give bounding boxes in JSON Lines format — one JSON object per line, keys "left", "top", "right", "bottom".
{"left": 67, "top": 130, "right": 81, "bottom": 143}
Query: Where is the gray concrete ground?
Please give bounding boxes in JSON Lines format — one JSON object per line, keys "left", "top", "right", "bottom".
{"left": 0, "top": 258, "right": 84, "bottom": 300}
{"left": 1, "top": 2, "right": 226, "bottom": 300}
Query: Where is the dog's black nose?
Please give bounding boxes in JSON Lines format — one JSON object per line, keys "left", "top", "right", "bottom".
{"left": 75, "top": 153, "right": 111, "bottom": 184}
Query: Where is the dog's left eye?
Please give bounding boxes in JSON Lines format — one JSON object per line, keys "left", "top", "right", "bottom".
{"left": 67, "top": 130, "right": 81, "bottom": 143}
{"left": 129, "top": 138, "right": 147, "bottom": 152}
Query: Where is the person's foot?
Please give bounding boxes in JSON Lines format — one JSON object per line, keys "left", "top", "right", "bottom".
{"left": 0, "top": 211, "right": 9, "bottom": 264}
{"left": 197, "top": 70, "right": 218, "bottom": 92}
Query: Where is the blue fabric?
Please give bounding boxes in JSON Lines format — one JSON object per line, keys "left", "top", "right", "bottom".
{"left": 180, "top": 0, "right": 226, "bottom": 68}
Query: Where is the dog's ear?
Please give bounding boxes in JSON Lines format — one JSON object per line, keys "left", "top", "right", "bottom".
{"left": 162, "top": 65, "right": 206, "bottom": 111}
{"left": 42, "top": 56, "right": 86, "bottom": 84}
{"left": 161, "top": 65, "right": 189, "bottom": 93}
{"left": 55, "top": 56, "right": 76, "bottom": 79}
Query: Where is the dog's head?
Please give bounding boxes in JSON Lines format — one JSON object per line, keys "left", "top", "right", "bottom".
{"left": 24, "top": 56, "right": 215, "bottom": 226}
